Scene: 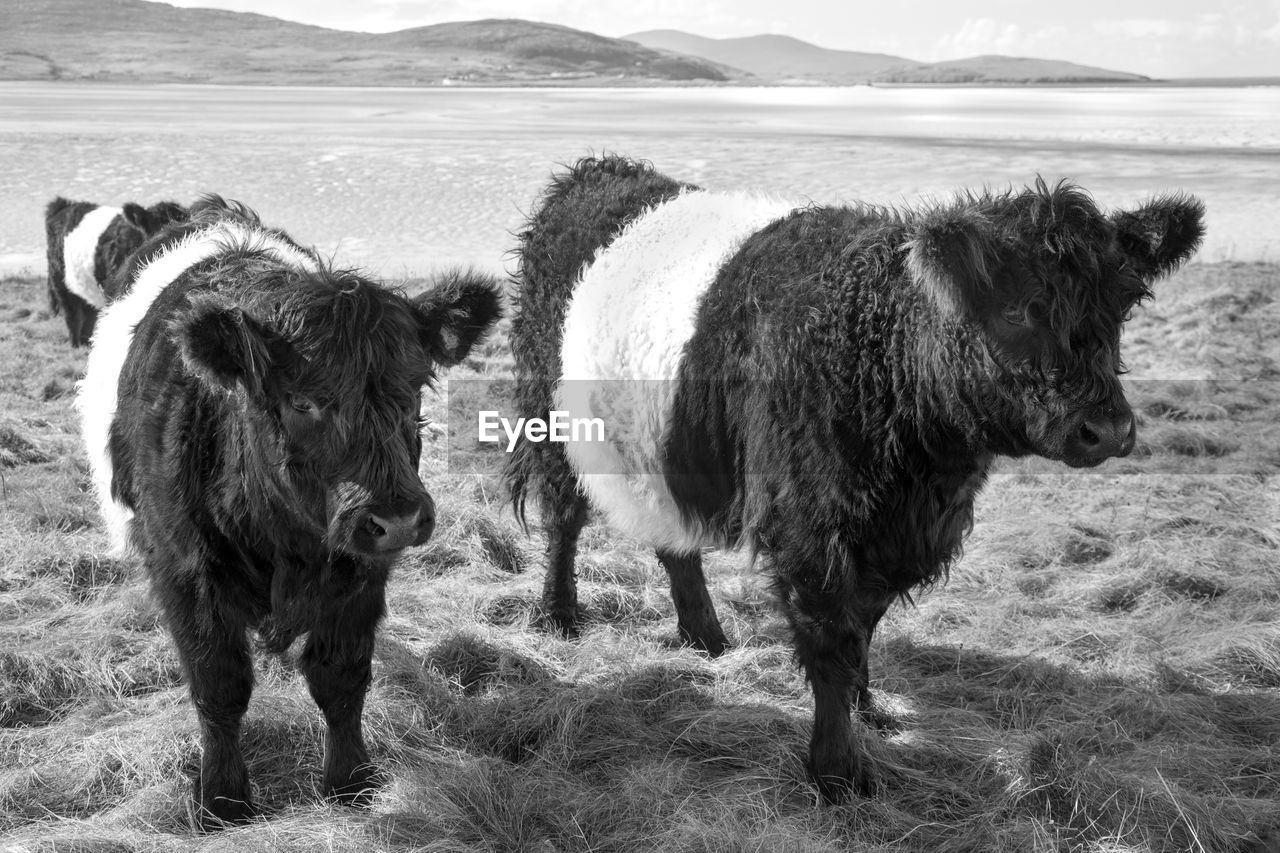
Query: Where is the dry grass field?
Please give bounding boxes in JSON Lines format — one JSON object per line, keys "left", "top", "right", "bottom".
{"left": 0, "top": 260, "right": 1278, "bottom": 852}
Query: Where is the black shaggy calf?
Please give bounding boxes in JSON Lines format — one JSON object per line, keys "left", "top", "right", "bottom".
{"left": 77, "top": 197, "right": 502, "bottom": 827}
{"left": 505, "top": 155, "right": 1204, "bottom": 801}
{"left": 44, "top": 196, "right": 188, "bottom": 346}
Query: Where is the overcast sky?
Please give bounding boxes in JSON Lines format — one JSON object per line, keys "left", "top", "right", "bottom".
{"left": 165, "top": 0, "right": 1280, "bottom": 78}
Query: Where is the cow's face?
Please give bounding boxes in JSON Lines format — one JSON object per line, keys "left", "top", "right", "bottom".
{"left": 173, "top": 268, "right": 501, "bottom": 559}
{"left": 907, "top": 180, "right": 1204, "bottom": 467}
{"left": 123, "top": 201, "right": 189, "bottom": 237}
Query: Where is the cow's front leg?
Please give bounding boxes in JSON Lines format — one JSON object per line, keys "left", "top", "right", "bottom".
{"left": 301, "top": 585, "right": 385, "bottom": 805}
{"left": 782, "top": 575, "right": 882, "bottom": 802}
{"left": 164, "top": 587, "right": 256, "bottom": 828}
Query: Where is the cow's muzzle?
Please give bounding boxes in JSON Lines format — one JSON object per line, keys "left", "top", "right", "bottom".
{"left": 352, "top": 494, "right": 436, "bottom": 555}
{"left": 1061, "top": 404, "right": 1136, "bottom": 467}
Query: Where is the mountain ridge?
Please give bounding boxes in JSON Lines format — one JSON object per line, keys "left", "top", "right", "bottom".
{"left": 1, "top": 1, "right": 1150, "bottom": 86}
{"left": 0, "top": 1, "right": 733, "bottom": 86}
{"left": 623, "top": 30, "right": 924, "bottom": 82}
{"left": 625, "top": 29, "right": 1149, "bottom": 84}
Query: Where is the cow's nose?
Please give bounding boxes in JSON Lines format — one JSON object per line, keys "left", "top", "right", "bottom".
{"left": 1066, "top": 407, "right": 1136, "bottom": 464}
{"left": 360, "top": 506, "right": 424, "bottom": 553}
{"left": 357, "top": 494, "right": 436, "bottom": 554}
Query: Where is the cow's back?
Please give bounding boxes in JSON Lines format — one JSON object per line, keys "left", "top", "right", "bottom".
{"left": 512, "top": 157, "right": 689, "bottom": 400}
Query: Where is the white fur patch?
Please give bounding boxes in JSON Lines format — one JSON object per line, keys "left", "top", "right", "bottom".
{"left": 555, "top": 189, "right": 795, "bottom": 553}
{"left": 63, "top": 206, "right": 122, "bottom": 309}
{"left": 76, "top": 221, "right": 319, "bottom": 555}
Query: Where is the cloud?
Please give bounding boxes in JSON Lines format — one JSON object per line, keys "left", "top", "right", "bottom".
{"left": 932, "top": 18, "right": 1024, "bottom": 59}
{"left": 1083, "top": 12, "right": 1280, "bottom": 74}
{"left": 1093, "top": 16, "right": 1230, "bottom": 42}
{"left": 922, "top": 9, "right": 1280, "bottom": 76}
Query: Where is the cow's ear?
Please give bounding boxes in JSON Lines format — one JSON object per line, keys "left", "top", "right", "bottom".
{"left": 905, "top": 206, "right": 999, "bottom": 319}
{"left": 412, "top": 268, "right": 503, "bottom": 366}
{"left": 147, "top": 201, "right": 188, "bottom": 231}
{"left": 173, "top": 294, "right": 281, "bottom": 396}
{"left": 1111, "top": 193, "right": 1205, "bottom": 280}
{"left": 121, "top": 202, "right": 154, "bottom": 233}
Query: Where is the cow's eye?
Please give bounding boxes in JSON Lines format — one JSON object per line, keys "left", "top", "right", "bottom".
{"left": 1000, "top": 305, "right": 1029, "bottom": 327}
{"left": 287, "top": 394, "right": 320, "bottom": 417}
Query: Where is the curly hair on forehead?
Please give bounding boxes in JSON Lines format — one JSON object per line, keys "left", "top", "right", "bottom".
{"left": 201, "top": 266, "right": 434, "bottom": 407}
{"left": 936, "top": 178, "right": 1154, "bottom": 338}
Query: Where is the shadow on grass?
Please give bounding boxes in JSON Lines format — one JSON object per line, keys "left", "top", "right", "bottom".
{"left": 362, "top": 632, "right": 1280, "bottom": 852}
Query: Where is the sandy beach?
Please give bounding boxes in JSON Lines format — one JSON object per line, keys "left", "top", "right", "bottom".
{"left": 2, "top": 83, "right": 1277, "bottom": 277}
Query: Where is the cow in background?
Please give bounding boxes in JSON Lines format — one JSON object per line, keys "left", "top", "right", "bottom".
{"left": 45, "top": 197, "right": 188, "bottom": 345}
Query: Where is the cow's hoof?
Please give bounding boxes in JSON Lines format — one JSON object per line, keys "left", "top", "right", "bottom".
{"left": 325, "top": 764, "right": 382, "bottom": 807}
{"left": 678, "top": 622, "right": 730, "bottom": 657}
{"left": 535, "top": 605, "right": 580, "bottom": 639}
{"left": 326, "top": 782, "right": 376, "bottom": 808}
{"left": 857, "top": 702, "right": 900, "bottom": 733}
{"left": 813, "top": 769, "right": 877, "bottom": 804}
{"left": 191, "top": 792, "right": 256, "bottom": 830}
{"left": 810, "top": 753, "right": 876, "bottom": 804}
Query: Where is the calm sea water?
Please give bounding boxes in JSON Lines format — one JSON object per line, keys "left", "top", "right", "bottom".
{"left": 2, "top": 83, "right": 1277, "bottom": 275}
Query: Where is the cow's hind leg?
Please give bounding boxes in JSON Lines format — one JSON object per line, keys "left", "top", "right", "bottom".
{"left": 165, "top": 598, "right": 256, "bottom": 827}
{"left": 538, "top": 457, "right": 589, "bottom": 637}
{"left": 855, "top": 598, "right": 895, "bottom": 730}
{"left": 65, "top": 296, "right": 88, "bottom": 347}
{"left": 300, "top": 585, "right": 384, "bottom": 805}
{"left": 657, "top": 549, "right": 729, "bottom": 656}
{"left": 77, "top": 303, "right": 98, "bottom": 348}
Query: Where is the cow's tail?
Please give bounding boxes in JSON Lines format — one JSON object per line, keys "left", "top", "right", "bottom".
{"left": 505, "top": 428, "right": 536, "bottom": 532}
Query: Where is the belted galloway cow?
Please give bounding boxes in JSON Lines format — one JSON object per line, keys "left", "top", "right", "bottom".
{"left": 77, "top": 196, "right": 501, "bottom": 826}
{"left": 505, "top": 155, "right": 1204, "bottom": 800}
{"left": 45, "top": 196, "right": 188, "bottom": 345}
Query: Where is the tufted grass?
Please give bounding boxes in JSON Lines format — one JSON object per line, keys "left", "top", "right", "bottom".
{"left": 1, "top": 262, "right": 1278, "bottom": 852}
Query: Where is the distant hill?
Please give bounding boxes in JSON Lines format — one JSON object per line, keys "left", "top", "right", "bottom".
{"left": 0, "top": 0, "right": 733, "bottom": 85}
{"left": 375, "top": 20, "right": 735, "bottom": 83}
{"left": 624, "top": 30, "right": 920, "bottom": 82}
{"left": 626, "top": 29, "right": 1148, "bottom": 85}
{"left": 879, "top": 55, "right": 1149, "bottom": 84}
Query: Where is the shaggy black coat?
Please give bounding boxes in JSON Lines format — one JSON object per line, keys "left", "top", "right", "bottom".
{"left": 504, "top": 154, "right": 1205, "bottom": 802}
{"left": 44, "top": 196, "right": 188, "bottom": 346}
{"left": 100, "top": 197, "right": 502, "bottom": 827}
